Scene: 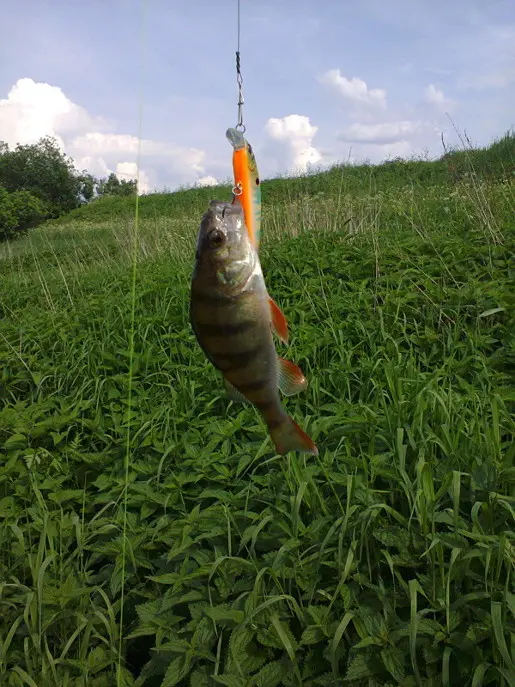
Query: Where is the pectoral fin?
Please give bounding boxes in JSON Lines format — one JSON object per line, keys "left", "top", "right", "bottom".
{"left": 269, "top": 297, "right": 289, "bottom": 344}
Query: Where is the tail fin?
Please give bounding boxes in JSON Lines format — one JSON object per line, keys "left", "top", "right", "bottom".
{"left": 270, "top": 416, "right": 318, "bottom": 456}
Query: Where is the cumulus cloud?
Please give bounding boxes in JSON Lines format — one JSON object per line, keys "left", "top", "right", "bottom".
{"left": 71, "top": 132, "right": 140, "bottom": 156}
{"left": 339, "top": 120, "right": 423, "bottom": 144}
{"left": 423, "top": 84, "right": 454, "bottom": 111}
{"left": 264, "top": 114, "right": 322, "bottom": 174}
{"left": 335, "top": 117, "right": 441, "bottom": 164}
{"left": 0, "top": 78, "right": 214, "bottom": 193}
{"left": 0, "top": 78, "right": 101, "bottom": 152}
{"left": 115, "top": 161, "right": 151, "bottom": 195}
{"left": 73, "top": 155, "right": 111, "bottom": 180}
{"left": 195, "top": 175, "right": 218, "bottom": 187}
{"left": 320, "top": 69, "right": 387, "bottom": 109}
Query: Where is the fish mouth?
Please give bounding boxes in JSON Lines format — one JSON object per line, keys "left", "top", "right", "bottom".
{"left": 226, "top": 127, "right": 246, "bottom": 150}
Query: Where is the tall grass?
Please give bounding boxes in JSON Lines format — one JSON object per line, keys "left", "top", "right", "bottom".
{"left": 0, "top": 136, "right": 514, "bottom": 686}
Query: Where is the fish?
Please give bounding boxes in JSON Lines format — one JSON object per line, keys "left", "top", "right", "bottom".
{"left": 190, "top": 200, "right": 318, "bottom": 456}
{"left": 226, "top": 126, "right": 289, "bottom": 345}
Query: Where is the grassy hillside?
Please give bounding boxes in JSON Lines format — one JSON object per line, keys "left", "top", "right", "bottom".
{"left": 46, "top": 129, "right": 514, "bottom": 226}
{"left": 0, "top": 133, "right": 514, "bottom": 686}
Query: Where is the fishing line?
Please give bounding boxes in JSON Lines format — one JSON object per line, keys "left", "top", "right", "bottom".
{"left": 117, "top": 0, "right": 245, "bottom": 678}
{"left": 235, "top": 0, "right": 245, "bottom": 133}
{"left": 232, "top": 0, "right": 246, "bottom": 202}
{"left": 117, "top": 0, "right": 147, "bottom": 682}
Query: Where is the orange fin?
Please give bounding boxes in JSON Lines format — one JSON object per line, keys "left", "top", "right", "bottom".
{"left": 269, "top": 297, "right": 289, "bottom": 344}
{"left": 277, "top": 357, "right": 307, "bottom": 396}
{"left": 270, "top": 416, "right": 318, "bottom": 456}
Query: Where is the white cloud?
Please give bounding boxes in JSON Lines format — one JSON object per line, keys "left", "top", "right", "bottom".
{"left": 115, "top": 162, "right": 150, "bottom": 195}
{"left": 1, "top": 79, "right": 74, "bottom": 152}
{"left": 71, "top": 132, "right": 140, "bottom": 156}
{"left": 0, "top": 78, "right": 213, "bottom": 193}
{"left": 264, "top": 114, "right": 322, "bottom": 174}
{"left": 424, "top": 84, "right": 445, "bottom": 105}
{"left": 195, "top": 175, "right": 218, "bottom": 187}
{"left": 423, "top": 84, "right": 454, "bottom": 111}
{"left": 339, "top": 120, "right": 423, "bottom": 144}
{"left": 73, "top": 155, "right": 111, "bottom": 180}
{"left": 320, "top": 69, "right": 387, "bottom": 109}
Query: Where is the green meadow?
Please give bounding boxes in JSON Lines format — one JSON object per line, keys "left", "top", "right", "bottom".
{"left": 0, "top": 133, "right": 514, "bottom": 686}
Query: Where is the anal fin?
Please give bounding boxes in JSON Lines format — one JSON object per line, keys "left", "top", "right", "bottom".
{"left": 223, "top": 377, "right": 250, "bottom": 404}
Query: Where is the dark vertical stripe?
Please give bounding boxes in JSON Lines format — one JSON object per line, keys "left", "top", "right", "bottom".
{"left": 254, "top": 399, "right": 276, "bottom": 413}
{"left": 236, "top": 378, "right": 269, "bottom": 393}
{"left": 212, "top": 344, "right": 264, "bottom": 371}
{"left": 266, "top": 417, "right": 284, "bottom": 430}
{"left": 190, "top": 289, "right": 232, "bottom": 305}
{"left": 194, "top": 319, "right": 257, "bottom": 337}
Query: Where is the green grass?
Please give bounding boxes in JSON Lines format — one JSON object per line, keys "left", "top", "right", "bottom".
{"left": 0, "top": 134, "right": 514, "bottom": 686}
{"left": 42, "top": 129, "right": 514, "bottom": 227}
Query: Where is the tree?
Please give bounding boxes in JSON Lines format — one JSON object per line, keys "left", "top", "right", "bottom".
{"left": 0, "top": 136, "right": 139, "bottom": 240}
{"left": 0, "top": 136, "right": 82, "bottom": 217}
{"left": 97, "top": 172, "right": 137, "bottom": 198}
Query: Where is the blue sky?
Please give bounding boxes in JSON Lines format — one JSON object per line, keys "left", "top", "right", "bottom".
{"left": 0, "top": 0, "right": 513, "bottom": 192}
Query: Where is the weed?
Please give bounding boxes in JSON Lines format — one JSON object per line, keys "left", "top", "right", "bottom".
{"left": 0, "top": 138, "right": 514, "bottom": 686}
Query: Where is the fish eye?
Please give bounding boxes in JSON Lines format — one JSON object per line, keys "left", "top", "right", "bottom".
{"left": 209, "top": 229, "right": 225, "bottom": 247}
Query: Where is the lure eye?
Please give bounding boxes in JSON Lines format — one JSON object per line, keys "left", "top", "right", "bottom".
{"left": 209, "top": 229, "right": 225, "bottom": 248}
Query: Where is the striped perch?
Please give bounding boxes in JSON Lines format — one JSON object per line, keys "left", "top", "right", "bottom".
{"left": 190, "top": 200, "right": 317, "bottom": 456}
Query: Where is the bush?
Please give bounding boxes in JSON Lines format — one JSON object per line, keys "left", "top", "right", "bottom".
{"left": 0, "top": 186, "right": 49, "bottom": 240}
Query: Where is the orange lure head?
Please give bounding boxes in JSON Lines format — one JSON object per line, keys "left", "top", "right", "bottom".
{"left": 226, "top": 127, "right": 262, "bottom": 251}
